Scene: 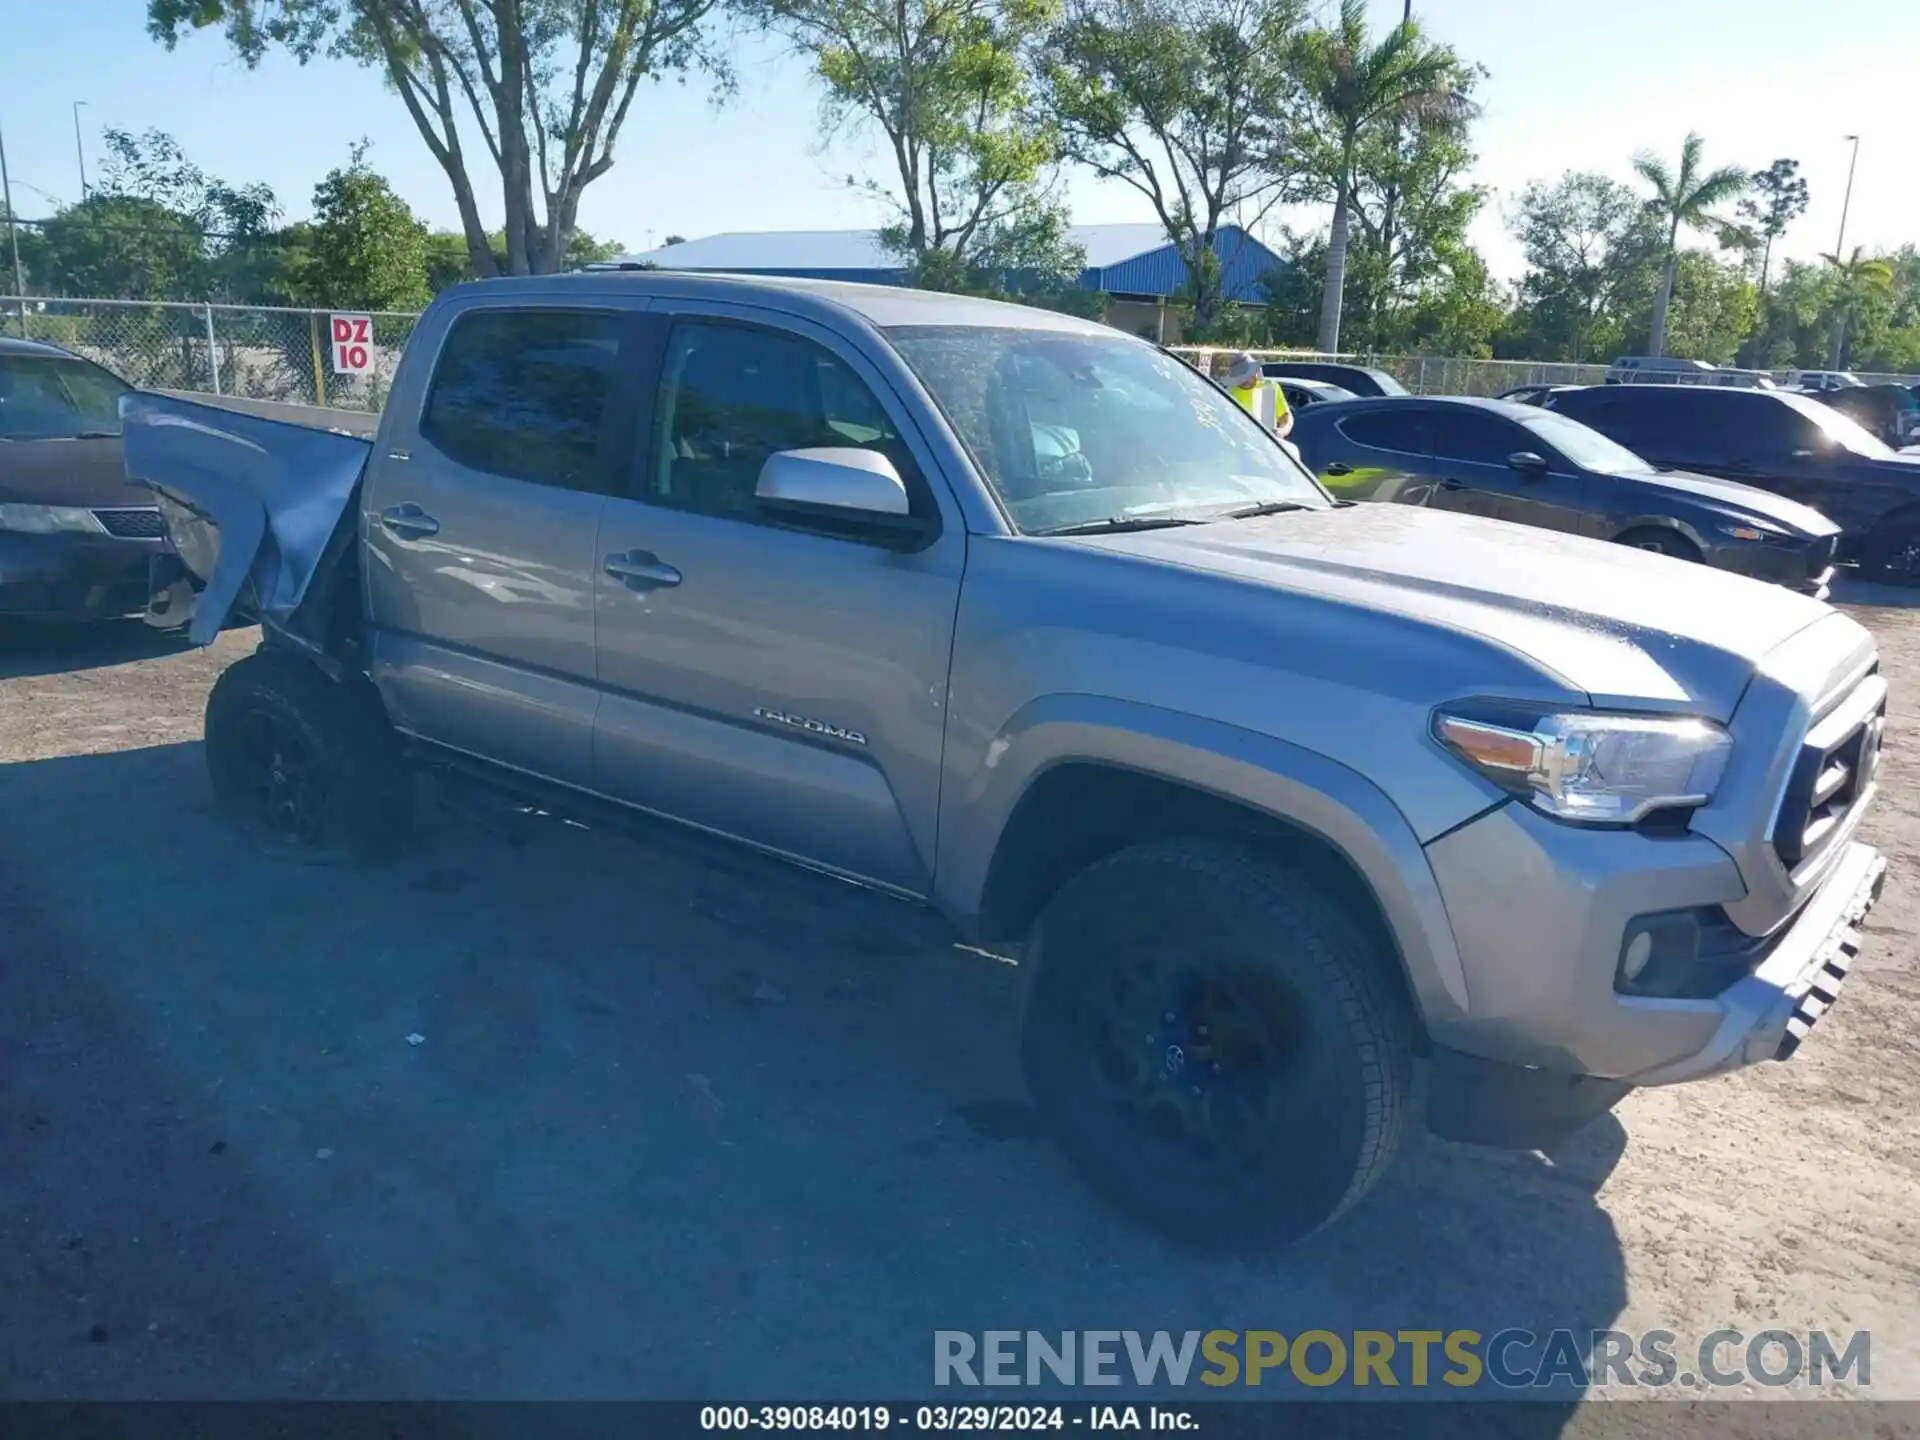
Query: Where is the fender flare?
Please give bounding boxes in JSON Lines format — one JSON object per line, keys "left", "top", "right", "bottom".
{"left": 937, "top": 693, "right": 1476, "bottom": 1025}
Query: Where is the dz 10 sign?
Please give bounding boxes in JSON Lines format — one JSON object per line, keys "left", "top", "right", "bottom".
{"left": 330, "top": 314, "right": 375, "bottom": 374}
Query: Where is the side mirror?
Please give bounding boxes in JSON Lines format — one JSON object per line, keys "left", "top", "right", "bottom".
{"left": 756, "top": 447, "right": 929, "bottom": 543}
{"left": 1507, "top": 451, "right": 1549, "bottom": 478}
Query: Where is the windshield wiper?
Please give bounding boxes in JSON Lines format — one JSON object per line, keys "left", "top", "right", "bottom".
{"left": 1037, "top": 514, "right": 1211, "bottom": 536}
{"left": 1215, "top": 500, "right": 1314, "bottom": 520}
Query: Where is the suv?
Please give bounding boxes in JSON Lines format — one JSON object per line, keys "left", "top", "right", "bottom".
{"left": 1544, "top": 384, "right": 1920, "bottom": 580}
{"left": 124, "top": 274, "right": 1889, "bottom": 1251}
{"left": 1291, "top": 397, "right": 1841, "bottom": 595}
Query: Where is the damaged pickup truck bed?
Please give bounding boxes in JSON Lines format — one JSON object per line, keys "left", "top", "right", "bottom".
{"left": 124, "top": 272, "right": 1890, "bottom": 1252}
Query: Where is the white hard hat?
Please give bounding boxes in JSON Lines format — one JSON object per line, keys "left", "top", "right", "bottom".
{"left": 1226, "top": 353, "right": 1261, "bottom": 388}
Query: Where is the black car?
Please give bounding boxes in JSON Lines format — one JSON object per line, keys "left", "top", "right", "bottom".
{"left": 1290, "top": 396, "right": 1840, "bottom": 595}
{"left": 0, "top": 338, "right": 172, "bottom": 620}
{"left": 1262, "top": 361, "right": 1407, "bottom": 397}
{"left": 1275, "top": 377, "right": 1357, "bottom": 411}
{"left": 1542, "top": 384, "right": 1920, "bottom": 580}
{"left": 1495, "top": 383, "right": 1583, "bottom": 407}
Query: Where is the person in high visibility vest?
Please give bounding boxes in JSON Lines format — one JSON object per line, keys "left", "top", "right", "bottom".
{"left": 1224, "top": 353, "right": 1294, "bottom": 440}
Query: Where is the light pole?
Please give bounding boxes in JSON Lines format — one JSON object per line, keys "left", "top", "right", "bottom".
{"left": 72, "top": 101, "right": 89, "bottom": 201}
{"left": 1835, "top": 134, "right": 1860, "bottom": 259}
{"left": 0, "top": 121, "right": 24, "bottom": 299}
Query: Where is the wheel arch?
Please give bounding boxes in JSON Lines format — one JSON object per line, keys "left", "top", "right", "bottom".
{"left": 1610, "top": 515, "right": 1708, "bottom": 554}
{"left": 942, "top": 697, "right": 1475, "bottom": 1033}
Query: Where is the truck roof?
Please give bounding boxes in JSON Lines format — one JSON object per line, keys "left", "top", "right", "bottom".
{"left": 455, "top": 269, "right": 1117, "bottom": 337}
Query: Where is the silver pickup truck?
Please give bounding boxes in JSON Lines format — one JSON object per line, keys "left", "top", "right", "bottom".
{"left": 124, "top": 273, "right": 1889, "bottom": 1252}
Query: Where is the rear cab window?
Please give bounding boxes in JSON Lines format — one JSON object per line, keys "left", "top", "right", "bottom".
{"left": 419, "top": 308, "right": 629, "bottom": 493}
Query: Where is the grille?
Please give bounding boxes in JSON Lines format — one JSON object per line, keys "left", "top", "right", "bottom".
{"left": 1773, "top": 671, "right": 1887, "bottom": 871}
{"left": 92, "top": 507, "right": 168, "bottom": 539}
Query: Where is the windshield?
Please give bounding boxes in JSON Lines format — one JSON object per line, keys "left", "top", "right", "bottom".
{"left": 885, "top": 326, "right": 1327, "bottom": 533}
{"left": 1518, "top": 410, "right": 1649, "bottom": 475}
{"left": 0, "top": 354, "right": 132, "bottom": 439}
{"left": 1777, "top": 391, "right": 1895, "bottom": 458}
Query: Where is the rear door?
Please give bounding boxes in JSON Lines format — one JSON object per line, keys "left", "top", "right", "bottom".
{"left": 588, "top": 304, "right": 966, "bottom": 895}
{"left": 1311, "top": 409, "right": 1434, "bottom": 502}
{"left": 362, "top": 301, "right": 645, "bottom": 789}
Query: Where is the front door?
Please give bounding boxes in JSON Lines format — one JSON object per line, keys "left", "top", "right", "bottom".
{"left": 589, "top": 307, "right": 967, "bottom": 895}
{"left": 362, "top": 302, "right": 644, "bottom": 788}
{"left": 1425, "top": 408, "right": 1585, "bottom": 532}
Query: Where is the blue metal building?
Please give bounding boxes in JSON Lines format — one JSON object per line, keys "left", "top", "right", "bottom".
{"left": 612, "top": 223, "right": 1285, "bottom": 302}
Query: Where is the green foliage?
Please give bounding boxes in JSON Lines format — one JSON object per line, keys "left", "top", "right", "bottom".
{"left": 1041, "top": 0, "right": 1309, "bottom": 332}
{"left": 764, "top": 0, "right": 1072, "bottom": 286}
{"left": 146, "top": 0, "right": 723, "bottom": 275}
{"left": 297, "top": 145, "right": 431, "bottom": 311}
{"left": 1297, "top": 0, "right": 1474, "bottom": 351}
{"left": 1631, "top": 131, "right": 1748, "bottom": 356}
{"left": 1504, "top": 171, "right": 1662, "bottom": 362}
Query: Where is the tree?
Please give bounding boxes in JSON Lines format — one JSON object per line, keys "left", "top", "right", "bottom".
{"left": 1505, "top": 170, "right": 1660, "bottom": 362}
{"left": 763, "top": 0, "right": 1076, "bottom": 291}
{"left": 299, "top": 144, "right": 431, "bottom": 310}
{"left": 22, "top": 195, "right": 209, "bottom": 300}
{"left": 1337, "top": 62, "right": 1485, "bottom": 352}
{"left": 1299, "top": 0, "right": 1471, "bottom": 353}
{"left": 1630, "top": 131, "right": 1747, "bottom": 357}
{"left": 147, "top": 0, "right": 723, "bottom": 277}
{"left": 1042, "top": 0, "right": 1308, "bottom": 335}
{"left": 1822, "top": 246, "right": 1894, "bottom": 369}
{"left": 1737, "top": 158, "right": 1808, "bottom": 305}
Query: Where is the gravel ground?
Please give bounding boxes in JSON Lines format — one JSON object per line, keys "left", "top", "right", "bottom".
{"left": 1, "top": 590, "right": 1917, "bottom": 1416}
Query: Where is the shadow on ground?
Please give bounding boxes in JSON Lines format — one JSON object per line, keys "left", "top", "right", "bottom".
{"left": 0, "top": 618, "right": 188, "bottom": 681}
{"left": 0, "top": 739, "right": 1629, "bottom": 1422}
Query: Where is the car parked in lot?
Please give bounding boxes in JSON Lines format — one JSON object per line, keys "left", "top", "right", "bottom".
{"left": 1261, "top": 360, "right": 1407, "bottom": 397}
{"left": 1495, "top": 383, "right": 1583, "bottom": 406}
{"left": 124, "top": 273, "right": 1888, "bottom": 1252}
{"left": 1810, "top": 382, "right": 1920, "bottom": 449}
{"left": 1290, "top": 397, "right": 1840, "bottom": 594}
{"left": 1542, "top": 383, "right": 1920, "bottom": 580}
{"left": 0, "top": 338, "right": 169, "bottom": 620}
{"left": 1274, "top": 376, "right": 1357, "bottom": 412}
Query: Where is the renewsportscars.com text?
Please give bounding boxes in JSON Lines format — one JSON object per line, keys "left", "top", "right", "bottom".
{"left": 933, "top": 1329, "right": 1870, "bottom": 1391}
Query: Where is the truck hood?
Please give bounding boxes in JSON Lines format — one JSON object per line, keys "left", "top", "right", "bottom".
{"left": 120, "top": 391, "right": 372, "bottom": 646}
{"left": 1631, "top": 467, "right": 1838, "bottom": 536}
{"left": 1077, "top": 503, "right": 1836, "bottom": 717}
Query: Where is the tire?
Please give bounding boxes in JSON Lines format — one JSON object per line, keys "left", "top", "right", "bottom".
{"left": 204, "top": 649, "right": 413, "bottom": 865}
{"left": 1862, "top": 524, "right": 1920, "bottom": 586}
{"left": 1020, "top": 837, "right": 1415, "bottom": 1251}
{"left": 1615, "top": 527, "right": 1701, "bottom": 563}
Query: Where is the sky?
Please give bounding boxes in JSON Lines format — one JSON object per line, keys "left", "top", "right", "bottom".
{"left": 0, "top": 0, "right": 1912, "bottom": 283}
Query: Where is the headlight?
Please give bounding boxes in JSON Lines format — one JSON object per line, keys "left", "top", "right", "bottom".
{"left": 1433, "top": 707, "right": 1732, "bottom": 825}
{"left": 0, "top": 504, "right": 104, "bottom": 534}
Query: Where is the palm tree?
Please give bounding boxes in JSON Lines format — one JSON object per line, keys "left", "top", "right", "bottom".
{"left": 1823, "top": 246, "right": 1895, "bottom": 369}
{"left": 1304, "top": 0, "right": 1471, "bottom": 353}
{"left": 1631, "top": 133, "right": 1747, "bottom": 357}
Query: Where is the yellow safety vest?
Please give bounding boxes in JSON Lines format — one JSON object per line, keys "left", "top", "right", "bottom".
{"left": 1229, "top": 379, "right": 1290, "bottom": 430}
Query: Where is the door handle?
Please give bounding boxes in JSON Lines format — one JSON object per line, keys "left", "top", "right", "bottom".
{"left": 604, "top": 550, "right": 682, "bottom": 590}
{"left": 1323, "top": 462, "right": 1353, "bottom": 477}
{"left": 1439, "top": 477, "right": 1467, "bottom": 491}
{"left": 379, "top": 503, "right": 440, "bottom": 538}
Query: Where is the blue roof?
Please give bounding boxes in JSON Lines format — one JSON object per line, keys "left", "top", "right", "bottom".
{"left": 615, "top": 223, "right": 1285, "bottom": 302}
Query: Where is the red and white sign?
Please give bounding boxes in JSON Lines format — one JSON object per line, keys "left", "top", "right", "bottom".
{"left": 330, "top": 314, "right": 374, "bottom": 375}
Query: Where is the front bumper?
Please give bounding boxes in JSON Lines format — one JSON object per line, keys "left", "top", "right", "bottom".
{"left": 0, "top": 531, "right": 163, "bottom": 618}
{"left": 1705, "top": 537, "right": 1837, "bottom": 598}
{"left": 1630, "top": 840, "right": 1885, "bottom": 1084}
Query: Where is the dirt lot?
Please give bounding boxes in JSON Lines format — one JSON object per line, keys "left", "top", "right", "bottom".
{"left": 1, "top": 590, "right": 1918, "bottom": 1413}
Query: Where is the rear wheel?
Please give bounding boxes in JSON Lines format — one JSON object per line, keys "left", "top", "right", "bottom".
{"left": 204, "top": 649, "right": 413, "bottom": 865}
{"left": 1020, "top": 838, "right": 1415, "bottom": 1251}
{"left": 1615, "top": 527, "right": 1701, "bottom": 563}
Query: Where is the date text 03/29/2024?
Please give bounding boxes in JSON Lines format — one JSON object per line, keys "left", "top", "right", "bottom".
{"left": 699, "top": 1406, "right": 1191, "bottom": 1432}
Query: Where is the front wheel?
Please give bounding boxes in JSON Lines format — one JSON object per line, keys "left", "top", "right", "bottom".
{"left": 1862, "top": 524, "right": 1920, "bottom": 586}
{"left": 1020, "top": 838, "right": 1415, "bottom": 1251}
{"left": 204, "top": 649, "right": 413, "bottom": 865}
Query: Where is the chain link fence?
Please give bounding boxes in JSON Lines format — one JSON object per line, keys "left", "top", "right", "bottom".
{"left": 5, "top": 298, "right": 1913, "bottom": 412}
{"left": 2, "top": 296, "right": 418, "bottom": 412}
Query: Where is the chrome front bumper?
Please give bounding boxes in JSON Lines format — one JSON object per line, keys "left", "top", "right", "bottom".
{"left": 1630, "top": 840, "right": 1887, "bottom": 1085}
